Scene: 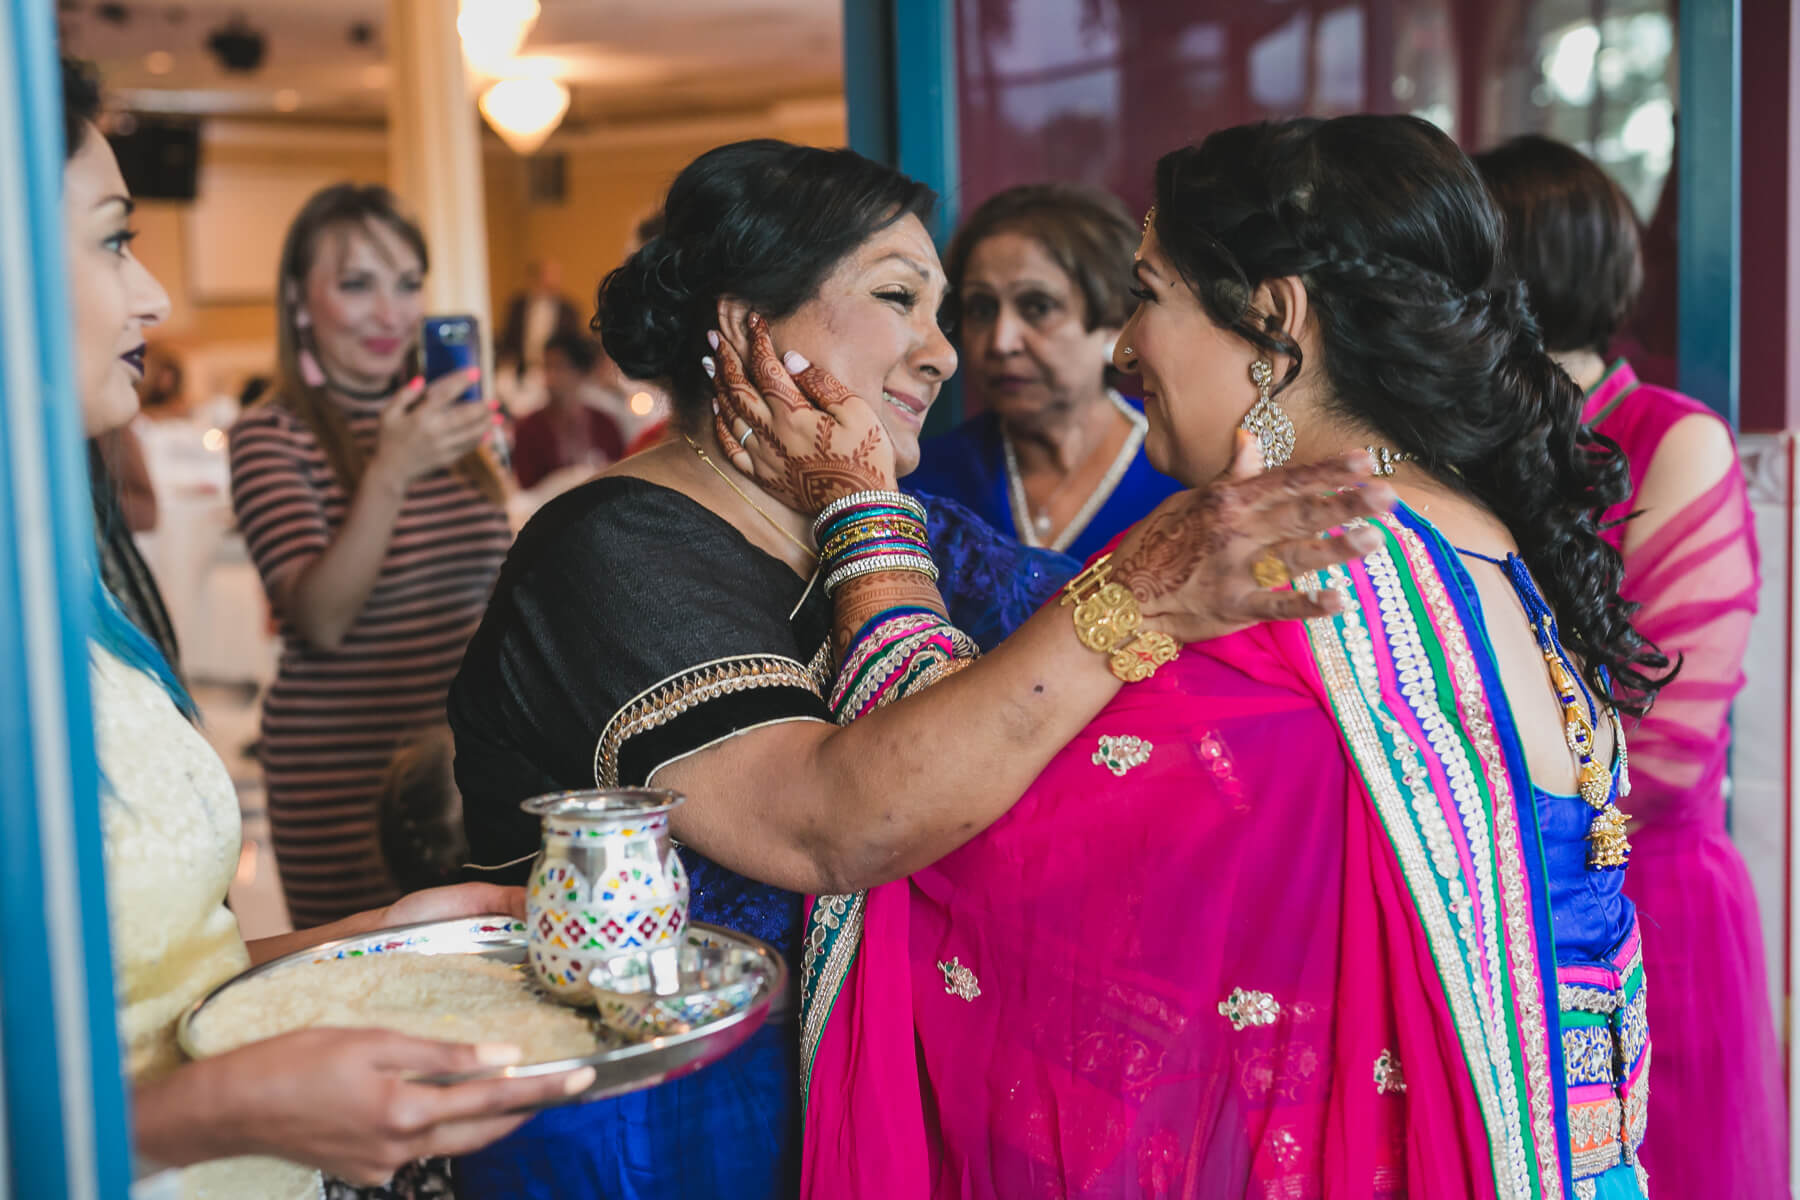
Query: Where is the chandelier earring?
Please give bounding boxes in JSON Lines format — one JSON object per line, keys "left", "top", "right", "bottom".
{"left": 1240, "top": 359, "right": 1295, "bottom": 470}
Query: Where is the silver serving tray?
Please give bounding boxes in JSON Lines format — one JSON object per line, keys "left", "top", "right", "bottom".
{"left": 177, "top": 916, "right": 787, "bottom": 1107}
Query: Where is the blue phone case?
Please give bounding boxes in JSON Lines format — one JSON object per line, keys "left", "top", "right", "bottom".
{"left": 421, "top": 314, "right": 482, "bottom": 403}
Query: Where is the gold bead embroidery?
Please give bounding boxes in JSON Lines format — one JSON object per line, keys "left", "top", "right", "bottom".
{"left": 1374, "top": 1048, "right": 1408, "bottom": 1094}
{"left": 1219, "top": 987, "right": 1280, "bottom": 1031}
{"left": 938, "top": 956, "right": 980, "bottom": 1001}
{"left": 1093, "top": 734, "right": 1153, "bottom": 777}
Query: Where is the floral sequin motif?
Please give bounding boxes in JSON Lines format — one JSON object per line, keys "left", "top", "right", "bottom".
{"left": 1563, "top": 1026, "right": 1617, "bottom": 1087}
{"left": 938, "top": 956, "right": 981, "bottom": 1001}
{"left": 1093, "top": 734, "right": 1153, "bottom": 777}
{"left": 1219, "top": 987, "right": 1280, "bottom": 1030}
{"left": 1374, "top": 1048, "right": 1408, "bottom": 1094}
{"left": 1196, "top": 729, "right": 1248, "bottom": 811}
{"left": 1266, "top": 1126, "right": 1304, "bottom": 1172}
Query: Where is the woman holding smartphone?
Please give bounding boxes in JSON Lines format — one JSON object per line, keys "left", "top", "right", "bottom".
{"left": 229, "top": 183, "right": 510, "bottom": 930}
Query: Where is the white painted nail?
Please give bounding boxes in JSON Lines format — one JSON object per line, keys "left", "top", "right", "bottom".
{"left": 707, "top": 330, "right": 721, "bottom": 350}
{"left": 702, "top": 356, "right": 716, "bottom": 378}
{"left": 475, "top": 1043, "right": 522, "bottom": 1067}
{"left": 783, "top": 350, "right": 810, "bottom": 374}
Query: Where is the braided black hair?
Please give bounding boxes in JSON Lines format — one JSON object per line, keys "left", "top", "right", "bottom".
{"left": 1152, "top": 115, "right": 1669, "bottom": 710}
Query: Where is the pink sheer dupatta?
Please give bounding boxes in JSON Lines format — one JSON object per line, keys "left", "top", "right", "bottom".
{"left": 800, "top": 513, "right": 1572, "bottom": 1198}
{"left": 1585, "top": 363, "right": 1788, "bottom": 1197}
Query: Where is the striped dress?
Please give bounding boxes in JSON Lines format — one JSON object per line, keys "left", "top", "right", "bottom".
{"left": 229, "top": 395, "right": 510, "bottom": 928}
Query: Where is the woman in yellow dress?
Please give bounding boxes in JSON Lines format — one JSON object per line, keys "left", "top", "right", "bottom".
{"left": 58, "top": 57, "right": 587, "bottom": 1199}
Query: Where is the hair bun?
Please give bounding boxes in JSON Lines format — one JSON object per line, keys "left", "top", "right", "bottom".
{"left": 595, "top": 235, "right": 699, "bottom": 385}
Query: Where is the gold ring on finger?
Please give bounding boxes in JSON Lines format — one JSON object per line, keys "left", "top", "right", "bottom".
{"left": 1250, "top": 549, "right": 1292, "bottom": 590}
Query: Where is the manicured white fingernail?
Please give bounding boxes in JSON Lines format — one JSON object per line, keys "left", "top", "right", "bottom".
{"left": 707, "top": 331, "right": 720, "bottom": 350}
{"left": 711, "top": 398, "right": 719, "bottom": 414}
{"left": 475, "top": 1043, "right": 523, "bottom": 1067}
{"left": 783, "top": 351, "right": 809, "bottom": 374}
{"left": 702, "top": 356, "right": 716, "bottom": 378}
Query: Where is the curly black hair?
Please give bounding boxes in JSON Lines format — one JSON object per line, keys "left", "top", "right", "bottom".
{"left": 595, "top": 139, "right": 935, "bottom": 430}
{"left": 1151, "top": 115, "right": 1669, "bottom": 711}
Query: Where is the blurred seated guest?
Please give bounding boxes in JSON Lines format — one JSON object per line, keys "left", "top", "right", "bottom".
{"left": 510, "top": 331, "right": 624, "bottom": 490}
{"left": 379, "top": 726, "right": 467, "bottom": 895}
{"left": 229, "top": 182, "right": 509, "bottom": 929}
{"left": 907, "top": 183, "right": 1180, "bottom": 560}
{"left": 57, "top": 55, "right": 591, "bottom": 1200}
{"left": 135, "top": 342, "right": 187, "bottom": 418}
{"left": 497, "top": 258, "right": 581, "bottom": 380}
{"left": 1479, "top": 133, "right": 1787, "bottom": 1200}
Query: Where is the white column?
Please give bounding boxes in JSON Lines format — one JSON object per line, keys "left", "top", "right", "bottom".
{"left": 386, "top": 0, "right": 493, "bottom": 361}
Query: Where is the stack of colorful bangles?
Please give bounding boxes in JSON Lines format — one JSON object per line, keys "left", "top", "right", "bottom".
{"left": 813, "top": 490, "right": 977, "bottom": 722}
{"left": 813, "top": 490, "right": 939, "bottom": 597}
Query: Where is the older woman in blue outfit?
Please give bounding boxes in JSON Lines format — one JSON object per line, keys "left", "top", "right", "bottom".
{"left": 906, "top": 183, "right": 1181, "bottom": 560}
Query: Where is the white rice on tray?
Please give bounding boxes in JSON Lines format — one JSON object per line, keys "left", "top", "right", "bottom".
{"left": 186, "top": 953, "right": 602, "bottom": 1065}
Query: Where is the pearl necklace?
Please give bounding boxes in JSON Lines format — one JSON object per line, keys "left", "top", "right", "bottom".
{"left": 1002, "top": 390, "right": 1145, "bottom": 552}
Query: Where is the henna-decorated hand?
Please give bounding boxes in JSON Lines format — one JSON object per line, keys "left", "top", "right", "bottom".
{"left": 709, "top": 313, "right": 897, "bottom": 515}
{"left": 1113, "top": 430, "right": 1396, "bottom": 644}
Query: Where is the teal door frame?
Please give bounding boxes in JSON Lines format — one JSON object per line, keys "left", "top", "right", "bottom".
{"left": 844, "top": 0, "right": 963, "bottom": 433}
{"left": 1677, "top": 0, "right": 1742, "bottom": 427}
{"left": 0, "top": 10, "right": 133, "bottom": 1199}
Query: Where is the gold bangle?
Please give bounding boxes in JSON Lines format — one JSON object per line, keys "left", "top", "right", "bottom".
{"left": 1060, "top": 554, "right": 1179, "bottom": 681}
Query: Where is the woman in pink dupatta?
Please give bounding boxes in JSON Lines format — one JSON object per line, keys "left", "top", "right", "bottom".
{"left": 767, "top": 116, "right": 1676, "bottom": 1199}
{"left": 1480, "top": 136, "right": 1788, "bottom": 1199}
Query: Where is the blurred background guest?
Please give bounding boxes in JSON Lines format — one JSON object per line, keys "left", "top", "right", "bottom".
{"left": 229, "top": 182, "right": 509, "bottom": 928}
{"left": 378, "top": 725, "right": 466, "bottom": 896}
{"left": 1478, "top": 134, "right": 1786, "bottom": 1199}
{"left": 906, "top": 183, "right": 1179, "bottom": 560}
{"left": 496, "top": 257, "right": 581, "bottom": 383}
{"left": 510, "top": 330, "right": 623, "bottom": 491}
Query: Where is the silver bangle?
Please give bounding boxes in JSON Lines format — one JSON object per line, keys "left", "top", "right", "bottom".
{"left": 824, "top": 552, "right": 940, "bottom": 596}
{"left": 812, "top": 490, "right": 928, "bottom": 542}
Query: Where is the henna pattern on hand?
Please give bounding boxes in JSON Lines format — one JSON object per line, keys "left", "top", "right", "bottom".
{"left": 1113, "top": 491, "right": 1231, "bottom": 607}
{"left": 830, "top": 570, "right": 948, "bottom": 664}
{"left": 1108, "top": 457, "right": 1395, "bottom": 645}
{"left": 712, "top": 316, "right": 897, "bottom": 515}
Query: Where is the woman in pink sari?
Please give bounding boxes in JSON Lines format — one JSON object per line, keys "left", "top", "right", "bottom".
{"left": 722, "top": 115, "right": 1674, "bottom": 1198}
{"left": 1480, "top": 136, "right": 1787, "bottom": 1199}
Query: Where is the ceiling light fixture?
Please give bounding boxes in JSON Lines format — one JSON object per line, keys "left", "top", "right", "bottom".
{"left": 457, "top": 0, "right": 540, "bottom": 76}
{"left": 478, "top": 74, "right": 569, "bottom": 155}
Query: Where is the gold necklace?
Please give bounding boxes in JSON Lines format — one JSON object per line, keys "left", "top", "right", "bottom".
{"left": 682, "top": 434, "right": 816, "bottom": 561}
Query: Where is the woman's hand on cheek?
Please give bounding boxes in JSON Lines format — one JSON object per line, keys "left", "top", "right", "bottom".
{"left": 710, "top": 312, "right": 897, "bottom": 515}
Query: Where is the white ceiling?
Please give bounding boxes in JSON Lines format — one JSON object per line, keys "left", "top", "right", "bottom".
{"left": 60, "top": 0, "right": 844, "bottom": 123}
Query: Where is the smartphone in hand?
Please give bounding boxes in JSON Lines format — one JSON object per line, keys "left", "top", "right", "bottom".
{"left": 421, "top": 314, "right": 482, "bottom": 403}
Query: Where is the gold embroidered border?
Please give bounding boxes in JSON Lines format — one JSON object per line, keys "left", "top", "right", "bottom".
{"left": 1300, "top": 562, "right": 1511, "bottom": 1196}
{"left": 593, "top": 652, "right": 829, "bottom": 787}
{"left": 1390, "top": 519, "right": 1563, "bottom": 1199}
{"left": 1360, "top": 540, "right": 1533, "bottom": 1198}
{"left": 797, "top": 889, "right": 865, "bottom": 1111}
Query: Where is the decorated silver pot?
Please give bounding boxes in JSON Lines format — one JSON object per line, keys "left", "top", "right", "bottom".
{"left": 521, "top": 788, "right": 689, "bottom": 1004}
